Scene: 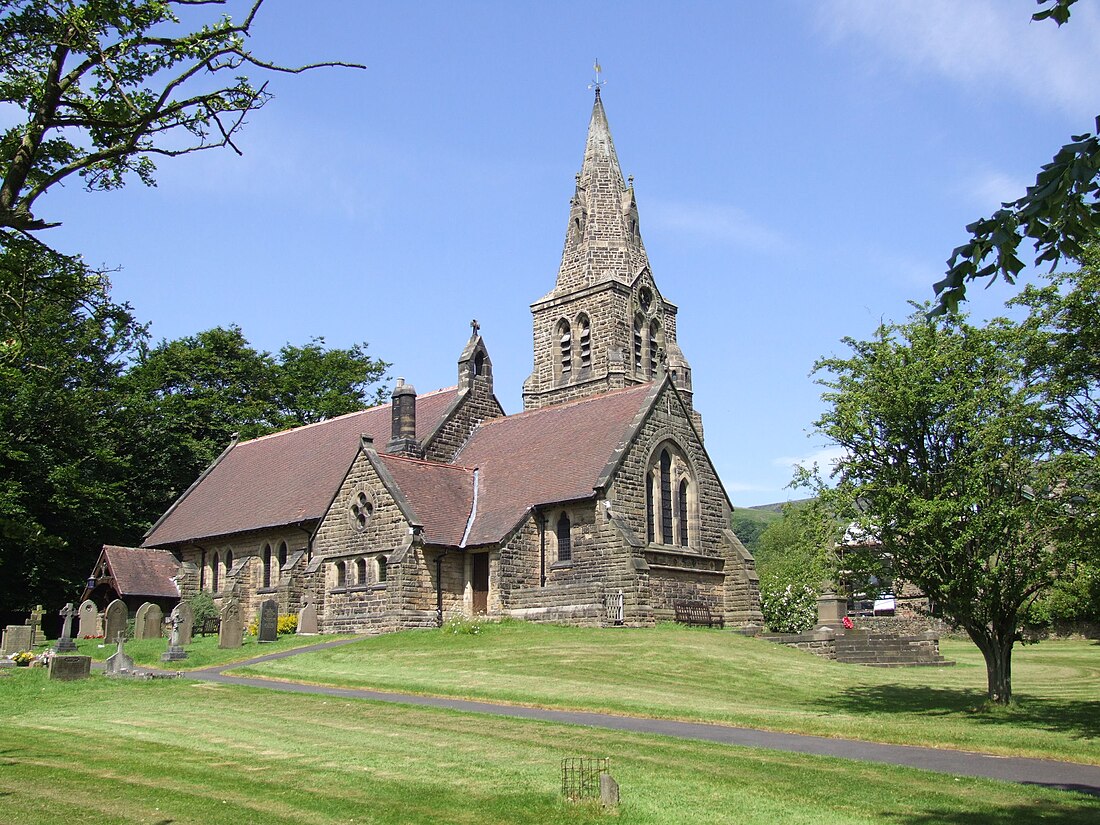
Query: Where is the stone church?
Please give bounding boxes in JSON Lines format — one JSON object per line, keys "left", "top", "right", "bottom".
{"left": 100, "top": 89, "right": 763, "bottom": 633}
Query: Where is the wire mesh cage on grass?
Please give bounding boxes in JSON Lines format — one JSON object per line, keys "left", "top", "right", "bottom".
{"left": 561, "top": 757, "right": 610, "bottom": 802}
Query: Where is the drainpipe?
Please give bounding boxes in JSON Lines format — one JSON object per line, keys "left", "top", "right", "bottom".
{"left": 435, "top": 549, "right": 450, "bottom": 627}
{"left": 295, "top": 524, "right": 313, "bottom": 562}
{"left": 537, "top": 508, "right": 547, "bottom": 587}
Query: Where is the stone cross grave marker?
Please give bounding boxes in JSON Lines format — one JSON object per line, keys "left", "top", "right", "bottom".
{"left": 54, "top": 603, "right": 78, "bottom": 653}
{"left": 297, "top": 592, "right": 318, "bottom": 635}
{"left": 175, "top": 601, "right": 194, "bottom": 646}
{"left": 103, "top": 599, "right": 127, "bottom": 643}
{"left": 218, "top": 598, "right": 243, "bottom": 649}
{"left": 257, "top": 599, "right": 278, "bottom": 643}
{"left": 77, "top": 599, "right": 99, "bottom": 639}
{"left": 28, "top": 604, "right": 45, "bottom": 645}
{"left": 1, "top": 624, "right": 32, "bottom": 657}
{"left": 161, "top": 605, "right": 187, "bottom": 662}
{"left": 134, "top": 602, "right": 163, "bottom": 640}
{"left": 104, "top": 634, "right": 135, "bottom": 677}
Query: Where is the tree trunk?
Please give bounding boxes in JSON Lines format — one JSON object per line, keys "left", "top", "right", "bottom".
{"left": 968, "top": 626, "right": 1014, "bottom": 704}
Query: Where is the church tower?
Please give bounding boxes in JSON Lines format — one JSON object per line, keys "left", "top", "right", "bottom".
{"left": 523, "top": 88, "right": 694, "bottom": 412}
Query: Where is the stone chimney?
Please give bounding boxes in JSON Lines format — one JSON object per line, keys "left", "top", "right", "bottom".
{"left": 386, "top": 378, "right": 423, "bottom": 458}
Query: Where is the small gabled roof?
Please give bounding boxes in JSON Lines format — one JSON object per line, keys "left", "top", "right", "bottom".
{"left": 455, "top": 383, "right": 657, "bottom": 545}
{"left": 97, "top": 545, "right": 181, "bottom": 598}
{"left": 143, "top": 387, "right": 460, "bottom": 547}
{"left": 375, "top": 455, "right": 476, "bottom": 547}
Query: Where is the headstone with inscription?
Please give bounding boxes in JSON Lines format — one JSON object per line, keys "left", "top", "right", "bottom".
{"left": 48, "top": 654, "right": 91, "bottom": 681}
{"left": 257, "top": 599, "right": 278, "bottom": 643}
{"left": 218, "top": 598, "right": 243, "bottom": 649}
{"left": 103, "top": 599, "right": 127, "bottom": 643}
{"left": 77, "top": 599, "right": 99, "bottom": 638}
{"left": 1, "top": 624, "right": 32, "bottom": 656}
{"left": 297, "top": 592, "right": 318, "bottom": 635}
{"left": 134, "top": 602, "right": 163, "bottom": 640}
{"left": 174, "top": 601, "right": 194, "bottom": 645}
{"left": 54, "top": 603, "right": 78, "bottom": 653}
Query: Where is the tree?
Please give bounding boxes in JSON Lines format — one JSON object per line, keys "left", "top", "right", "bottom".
{"left": 932, "top": 0, "right": 1095, "bottom": 314}
{"left": 121, "top": 326, "right": 388, "bottom": 527}
{"left": 0, "top": 240, "right": 145, "bottom": 611}
{"left": 810, "top": 309, "right": 1075, "bottom": 704}
{"left": 0, "top": 0, "right": 363, "bottom": 239}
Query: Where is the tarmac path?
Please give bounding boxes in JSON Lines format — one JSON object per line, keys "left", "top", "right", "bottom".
{"left": 163, "top": 638, "right": 1100, "bottom": 797}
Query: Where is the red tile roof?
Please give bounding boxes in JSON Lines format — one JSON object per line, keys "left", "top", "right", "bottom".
{"left": 377, "top": 455, "right": 475, "bottom": 547}
{"left": 144, "top": 388, "right": 460, "bottom": 546}
{"left": 455, "top": 384, "right": 654, "bottom": 545}
{"left": 102, "top": 545, "right": 181, "bottom": 598}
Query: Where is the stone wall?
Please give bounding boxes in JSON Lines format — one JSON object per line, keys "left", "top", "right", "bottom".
{"left": 423, "top": 373, "right": 504, "bottom": 463}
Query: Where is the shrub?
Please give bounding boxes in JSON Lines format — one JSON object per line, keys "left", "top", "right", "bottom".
{"left": 761, "top": 582, "right": 818, "bottom": 633}
{"left": 278, "top": 615, "right": 298, "bottom": 635}
{"left": 187, "top": 592, "right": 218, "bottom": 626}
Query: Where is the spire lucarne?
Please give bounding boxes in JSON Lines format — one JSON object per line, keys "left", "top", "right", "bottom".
{"left": 523, "top": 88, "right": 696, "bottom": 415}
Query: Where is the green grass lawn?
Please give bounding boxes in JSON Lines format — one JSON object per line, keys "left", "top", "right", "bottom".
{"left": 233, "top": 621, "right": 1100, "bottom": 765}
{"left": 71, "top": 631, "right": 344, "bottom": 670}
{"left": 1, "top": 669, "right": 1097, "bottom": 825}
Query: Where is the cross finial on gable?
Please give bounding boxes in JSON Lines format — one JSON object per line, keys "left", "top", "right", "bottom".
{"left": 471, "top": 319, "right": 480, "bottom": 336}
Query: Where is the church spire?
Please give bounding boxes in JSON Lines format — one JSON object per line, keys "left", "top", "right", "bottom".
{"left": 554, "top": 85, "right": 651, "bottom": 293}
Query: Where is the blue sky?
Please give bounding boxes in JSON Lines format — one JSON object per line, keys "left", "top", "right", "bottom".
{"left": 40, "top": 1, "right": 1100, "bottom": 506}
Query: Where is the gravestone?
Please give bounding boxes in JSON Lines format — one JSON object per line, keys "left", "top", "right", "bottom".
{"left": 103, "top": 599, "right": 127, "bottom": 643}
{"left": 104, "top": 634, "right": 135, "bottom": 677}
{"left": 28, "top": 604, "right": 45, "bottom": 644}
{"left": 134, "top": 602, "right": 163, "bottom": 640}
{"left": 48, "top": 654, "right": 91, "bottom": 681}
{"left": 174, "top": 601, "right": 194, "bottom": 646}
{"left": 1, "top": 624, "right": 32, "bottom": 656}
{"left": 257, "top": 599, "right": 278, "bottom": 643}
{"left": 218, "top": 598, "right": 243, "bottom": 649}
{"left": 54, "top": 603, "right": 78, "bottom": 653}
{"left": 297, "top": 592, "right": 318, "bottom": 635}
{"left": 600, "top": 774, "right": 620, "bottom": 808}
{"left": 161, "top": 606, "right": 187, "bottom": 662}
{"left": 77, "top": 599, "right": 99, "bottom": 638}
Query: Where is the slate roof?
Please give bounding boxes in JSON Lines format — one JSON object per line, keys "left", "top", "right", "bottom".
{"left": 143, "top": 387, "right": 460, "bottom": 547}
{"left": 455, "top": 383, "right": 655, "bottom": 545}
{"left": 376, "top": 455, "right": 476, "bottom": 547}
{"left": 100, "top": 545, "right": 181, "bottom": 598}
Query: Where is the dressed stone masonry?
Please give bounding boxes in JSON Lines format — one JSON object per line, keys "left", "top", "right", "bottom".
{"left": 90, "top": 88, "right": 762, "bottom": 634}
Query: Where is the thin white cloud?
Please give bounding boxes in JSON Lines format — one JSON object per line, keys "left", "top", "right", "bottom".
{"left": 773, "top": 445, "right": 847, "bottom": 473}
{"left": 963, "top": 169, "right": 1031, "bottom": 211}
{"left": 818, "top": 1, "right": 1100, "bottom": 116}
{"left": 644, "top": 198, "right": 786, "bottom": 251}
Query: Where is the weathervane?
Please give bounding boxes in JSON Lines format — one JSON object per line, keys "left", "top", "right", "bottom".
{"left": 588, "top": 59, "right": 606, "bottom": 97}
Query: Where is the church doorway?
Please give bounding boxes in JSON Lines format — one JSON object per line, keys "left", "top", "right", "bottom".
{"left": 471, "top": 554, "right": 489, "bottom": 615}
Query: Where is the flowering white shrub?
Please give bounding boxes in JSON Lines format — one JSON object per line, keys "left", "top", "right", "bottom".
{"left": 761, "top": 582, "right": 818, "bottom": 633}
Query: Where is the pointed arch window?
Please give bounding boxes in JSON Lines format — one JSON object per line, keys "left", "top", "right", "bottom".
{"left": 225, "top": 550, "right": 234, "bottom": 579}
{"left": 646, "top": 443, "right": 697, "bottom": 548}
{"left": 558, "top": 319, "right": 572, "bottom": 382}
{"left": 578, "top": 315, "right": 591, "bottom": 372}
{"left": 648, "top": 320, "right": 661, "bottom": 377}
{"left": 633, "top": 315, "right": 644, "bottom": 374}
{"left": 678, "top": 479, "right": 690, "bottom": 547}
{"left": 659, "top": 450, "right": 674, "bottom": 545}
{"left": 211, "top": 551, "right": 220, "bottom": 592}
{"left": 556, "top": 512, "right": 572, "bottom": 563}
{"left": 278, "top": 541, "right": 288, "bottom": 571}
{"left": 262, "top": 544, "right": 272, "bottom": 588}
{"left": 376, "top": 555, "right": 388, "bottom": 583}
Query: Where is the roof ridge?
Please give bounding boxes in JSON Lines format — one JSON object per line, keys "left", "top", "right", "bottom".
{"left": 240, "top": 385, "right": 459, "bottom": 446}
{"left": 476, "top": 384, "right": 651, "bottom": 427}
{"left": 378, "top": 453, "right": 476, "bottom": 473}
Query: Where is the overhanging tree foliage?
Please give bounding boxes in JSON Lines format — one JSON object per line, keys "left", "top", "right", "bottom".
{"left": 932, "top": 0, "right": 1096, "bottom": 313}
{"left": 810, "top": 310, "right": 1076, "bottom": 704}
{"left": 0, "top": 0, "right": 363, "bottom": 238}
